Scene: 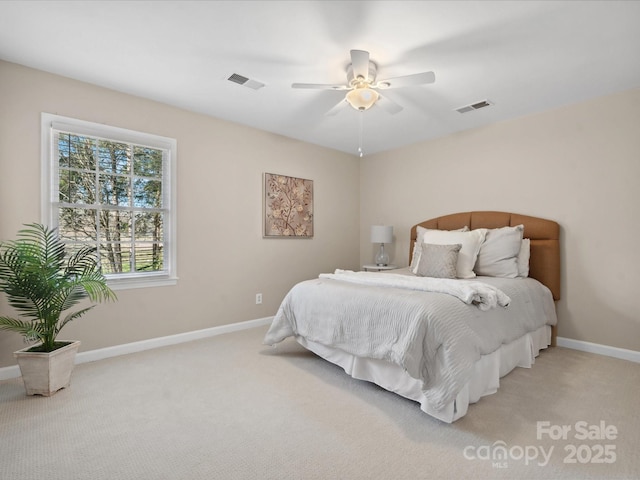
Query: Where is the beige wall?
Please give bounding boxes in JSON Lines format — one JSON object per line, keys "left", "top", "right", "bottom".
{"left": 1, "top": 59, "right": 638, "bottom": 369}
{"left": 0, "top": 61, "right": 360, "bottom": 368}
{"left": 360, "top": 87, "right": 640, "bottom": 351}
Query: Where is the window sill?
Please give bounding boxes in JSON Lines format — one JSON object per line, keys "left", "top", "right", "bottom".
{"left": 107, "top": 274, "right": 178, "bottom": 291}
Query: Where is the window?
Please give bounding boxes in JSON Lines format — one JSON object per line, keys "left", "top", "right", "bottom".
{"left": 42, "top": 113, "right": 177, "bottom": 289}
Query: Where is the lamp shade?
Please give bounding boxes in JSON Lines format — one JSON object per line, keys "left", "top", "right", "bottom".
{"left": 371, "top": 225, "right": 393, "bottom": 244}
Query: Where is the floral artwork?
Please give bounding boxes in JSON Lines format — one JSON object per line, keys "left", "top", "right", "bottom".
{"left": 264, "top": 173, "right": 313, "bottom": 238}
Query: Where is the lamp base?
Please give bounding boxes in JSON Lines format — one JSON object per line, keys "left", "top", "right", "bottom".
{"left": 375, "top": 244, "right": 389, "bottom": 266}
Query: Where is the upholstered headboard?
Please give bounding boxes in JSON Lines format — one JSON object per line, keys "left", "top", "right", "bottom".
{"left": 410, "top": 211, "right": 561, "bottom": 301}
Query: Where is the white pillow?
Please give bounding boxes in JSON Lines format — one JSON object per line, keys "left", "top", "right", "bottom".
{"left": 414, "top": 228, "right": 487, "bottom": 279}
{"left": 410, "top": 225, "right": 469, "bottom": 271}
{"left": 475, "top": 225, "right": 524, "bottom": 278}
{"left": 517, "top": 238, "right": 530, "bottom": 278}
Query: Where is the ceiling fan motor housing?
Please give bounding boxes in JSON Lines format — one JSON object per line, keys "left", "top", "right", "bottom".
{"left": 347, "top": 61, "right": 378, "bottom": 86}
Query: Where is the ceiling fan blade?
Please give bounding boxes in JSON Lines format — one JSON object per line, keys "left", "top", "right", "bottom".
{"left": 375, "top": 93, "right": 403, "bottom": 115}
{"left": 350, "top": 49, "right": 370, "bottom": 80}
{"left": 375, "top": 71, "right": 435, "bottom": 89}
{"left": 325, "top": 98, "right": 349, "bottom": 116}
{"left": 292, "top": 83, "right": 349, "bottom": 90}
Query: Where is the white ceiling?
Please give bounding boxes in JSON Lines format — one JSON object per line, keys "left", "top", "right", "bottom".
{"left": 1, "top": 1, "right": 640, "bottom": 156}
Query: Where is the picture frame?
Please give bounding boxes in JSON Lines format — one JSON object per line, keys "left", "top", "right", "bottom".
{"left": 263, "top": 172, "right": 313, "bottom": 238}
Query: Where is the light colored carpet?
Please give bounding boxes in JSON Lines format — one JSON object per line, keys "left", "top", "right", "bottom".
{"left": 1, "top": 325, "right": 638, "bottom": 480}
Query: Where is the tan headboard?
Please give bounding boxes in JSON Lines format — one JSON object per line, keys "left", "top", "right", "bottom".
{"left": 410, "top": 211, "right": 560, "bottom": 301}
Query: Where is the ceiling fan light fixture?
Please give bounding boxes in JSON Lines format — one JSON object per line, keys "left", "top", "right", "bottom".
{"left": 346, "top": 87, "right": 379, "bottom": 111}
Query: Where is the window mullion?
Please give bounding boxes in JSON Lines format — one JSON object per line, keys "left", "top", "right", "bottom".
{"left": 128, "top": 142, "right": 135, "bottom": 274}
{"left": 93, "top": 137, "right": 102, "bottom": 267}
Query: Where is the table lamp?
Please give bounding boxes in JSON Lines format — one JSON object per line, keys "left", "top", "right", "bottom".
{"left": 370, "top": 225, "right": 393, "bottom": 266}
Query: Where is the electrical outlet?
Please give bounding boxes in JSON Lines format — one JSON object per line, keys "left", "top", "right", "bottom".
{"left": 255, "top": 293, "right": 262, "bottom": 305}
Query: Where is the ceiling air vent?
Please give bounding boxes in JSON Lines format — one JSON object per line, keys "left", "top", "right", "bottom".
{"left": 455, "top": 100, "right": 493, "bottom": 114}
{"left": 227, "top": 73, "right": 265, "bottom": 90}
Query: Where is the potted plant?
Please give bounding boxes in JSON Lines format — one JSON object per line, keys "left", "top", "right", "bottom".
{"left": 0, "top": 223, "right": 116, "bottom": 396}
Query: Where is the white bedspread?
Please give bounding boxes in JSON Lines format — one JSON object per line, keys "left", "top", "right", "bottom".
{"left": 263, "top": 271, "right": 557, "bottom": 411}
{"left": 319, "top": 269, "right": 511, "bottom": 311}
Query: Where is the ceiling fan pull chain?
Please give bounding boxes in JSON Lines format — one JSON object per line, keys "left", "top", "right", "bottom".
{"left": 358, "top": 111, "right": 364, "bottom": 157}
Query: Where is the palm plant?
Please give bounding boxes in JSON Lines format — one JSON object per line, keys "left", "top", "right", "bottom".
{"left": 0, "top": 223, "right": 116, "bottom": 352}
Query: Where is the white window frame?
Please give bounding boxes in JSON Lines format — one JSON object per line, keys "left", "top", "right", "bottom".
{"left": 41, "top": 113, "right": 178, "bottom": 290}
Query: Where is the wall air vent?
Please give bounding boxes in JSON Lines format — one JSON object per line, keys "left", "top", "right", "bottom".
{"left": 227, "top": 73, "right": 265, "bottom": 90}
{"left": 455, "top": 99, "right": 493, "bottom": 114}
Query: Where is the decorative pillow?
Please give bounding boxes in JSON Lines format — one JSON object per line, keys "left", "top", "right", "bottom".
{"left": 475, "top": 225, "right": 524, "bottom": 278}
{"left": 414, "top": 228, "right": 487, "bottom": 279}
{"left": 415, "top": 243, "right": 461, "bottom": 278}
{"left": 410, "top": 225, "right": 469, "bottom": 272}
{"left": 517, "top": 238, "right": 530, "bottom": 277}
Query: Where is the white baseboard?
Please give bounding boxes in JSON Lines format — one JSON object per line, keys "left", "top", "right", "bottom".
{"left": 3, "top": 323, "right": 636, "bottom": 381}
{"left": 556, "top": 337, "right": 640, "bottom": 364}
{"left": 0, "top": 365, "right": 20, "bottom": 381}
{"left": 0, "top": 317, "right": 273, "bottom": 381}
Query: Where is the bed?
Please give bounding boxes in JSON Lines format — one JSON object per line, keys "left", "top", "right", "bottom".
{"left": 264, "top": 211, "right": 560, "bottom": 422}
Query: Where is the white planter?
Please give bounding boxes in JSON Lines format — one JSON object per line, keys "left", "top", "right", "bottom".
{"left": 14, "top": 341, "right": 81, "bottom": 396}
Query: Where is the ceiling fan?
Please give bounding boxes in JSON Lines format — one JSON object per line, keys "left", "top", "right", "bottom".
{"left": 292, "top": 49, "right": 435, "bottom": 116}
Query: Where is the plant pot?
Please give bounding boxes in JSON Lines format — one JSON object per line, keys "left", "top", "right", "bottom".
{"left": 14, "top": 341, "right": 81, "bottom": 396}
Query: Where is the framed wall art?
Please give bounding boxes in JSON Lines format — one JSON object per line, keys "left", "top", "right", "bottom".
{"left": 263, "top": 173, "right": 313, "bottom": 238}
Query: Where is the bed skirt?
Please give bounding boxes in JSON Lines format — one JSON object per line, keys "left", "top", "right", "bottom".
{"left": 295, "top": 325, "right": 551, "bottom": 423}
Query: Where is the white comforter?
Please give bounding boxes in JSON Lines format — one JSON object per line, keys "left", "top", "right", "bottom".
{"left": 319, "top": 269, "right": 511, "bottom": 310}
{"left": 263, "top": 270, "right": 557, "bottom": 411}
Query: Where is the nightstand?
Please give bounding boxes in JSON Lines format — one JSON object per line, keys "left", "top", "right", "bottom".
{"left": 362, "top": 264, "right": 398, "bottom": 272}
